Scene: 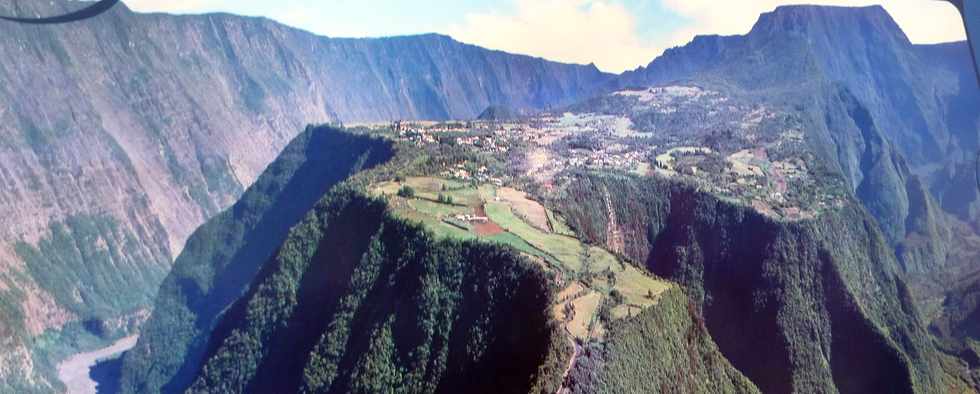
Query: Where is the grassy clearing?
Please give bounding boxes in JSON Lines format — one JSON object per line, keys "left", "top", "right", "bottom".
{"left": 584, "top": 247, "right": 621, "bottom": 274}
{"left": 568, "top": 291, "right": 602, "bottom": 341}
{"left": 408, "top": 199, "right": 468, "bottom": 217}
{"left": 497, "top": 187, "right": 550, "bottom": 231}
{"left": 484, "top": 202, "right": 585, "bottom": 272}
{"left": 615, "top": 265, "right": 670, "bottom": 307}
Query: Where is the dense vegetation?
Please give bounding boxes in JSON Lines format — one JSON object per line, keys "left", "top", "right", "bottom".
{"left": 930, "top": 270, "right": 980, "bottom": 388}
{"left": 120, "top": 126, "right": 394, "bottom": 394}
{"left": 566, "top": 287, "right": 759, "bottom": 394}
{"left": 15, "top": 215, "right": 169, "bottom": 325}
{"left": 554, "top": 172, "right": 966, "bottom": 393}
{"left": 187, "top": 187, "right": 565, "bottom": 394}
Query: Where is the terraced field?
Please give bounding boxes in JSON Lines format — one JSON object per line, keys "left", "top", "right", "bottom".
{"left": 371, "top": 177, "right": 671, "bottom": 343}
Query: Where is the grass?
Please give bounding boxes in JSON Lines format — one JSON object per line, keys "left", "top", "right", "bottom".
{"left": 484, "top": 202, "right": 585, "bottom": 272}
{"left": 568, "top": 291, "right": 602, "bottom": 340}
{"left": 408, "top": 199, "right": 468, "bottom": 217}
{"left": 371, "top": 176, "right": 673, "bottom": 342}
{"left": 547, "top": 209, "right": 577, "bottom": 237}
{"left": 584, "top": 247, "right": 621, "bottom": 274}
{"left": 496, "top": 187, "right": 550, "bottom": 231}
{"left": 614, "top": 266, "right": 670, "bottom": 308}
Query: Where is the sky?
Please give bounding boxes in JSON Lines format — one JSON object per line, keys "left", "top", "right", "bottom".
{"left": 123, "top": 0, "right": 967, "bottom": 73}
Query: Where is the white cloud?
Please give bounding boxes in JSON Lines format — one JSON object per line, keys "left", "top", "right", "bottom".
{"left": 661, "top": 1, "right": 965, "bottom": 49}
{"left": 125, "top": 0, "right": 967, "bottom": 74}
{"left": 446, "top": 0, "right": 965, "bottom": 73}
{"left": 446, "top": 0, "right": 663, "bottom": 73}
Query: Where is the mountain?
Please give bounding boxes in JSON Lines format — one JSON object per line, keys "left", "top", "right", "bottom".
{"left": 616, "top": 5, "right": 978, "bottom": 280}
{"left": 4, "top": 2, "right": 979, "bottom": 393}
{"left": 118, "top": 126, "right": 394, "bottom": 394}
{"left": 0, "top": 0, "right": 611, "bottom": 389}
{"left": 620, "top": 5, "right": 977, "bottom": 174}
{"left": 126, "top": 25, "right": 980, "bottom": 394}
{"left": 182, "top": 187, "right": 560, "bottom": 394}
{"left": 556, "top": 173, "right": 962, "bottom": 393}
{"left": 123, "top": 124, "right": 763, "bottom": 394}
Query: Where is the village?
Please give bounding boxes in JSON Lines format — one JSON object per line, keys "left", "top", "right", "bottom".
{"left": 365, "top": 84, "right": 845, "bottom": 221}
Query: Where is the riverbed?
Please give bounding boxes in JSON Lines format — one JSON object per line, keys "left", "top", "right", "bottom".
{"left": 57, "top": 335, "right": 138, "bottom": 394}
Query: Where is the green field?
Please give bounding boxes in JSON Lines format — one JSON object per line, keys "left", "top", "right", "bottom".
{"left": 484, "top": 201, "right": 586, "bottom": 272}
{"left": 372, "top": 176, "right": 672, "bottom": 340}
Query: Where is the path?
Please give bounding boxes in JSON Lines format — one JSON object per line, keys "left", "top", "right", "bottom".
{"left": 57, "top": 335, "right": 138, "bottom": 394}
{"left": 555, "top": 330, "right": 580, "bottom": 394}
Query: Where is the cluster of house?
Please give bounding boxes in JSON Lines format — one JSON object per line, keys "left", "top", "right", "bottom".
{"left": 391, "top": 120, "right": 472, "bottom": 146}
{"left": 441, "top": 164, "right": 504, "bottom": 186}
{"left": 456, "top": 135, "right": 508, "bottom": 154}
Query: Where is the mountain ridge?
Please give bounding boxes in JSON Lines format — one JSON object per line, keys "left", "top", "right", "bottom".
{"left": 0, "top": 1, "right": 612, "bottom": 390}
{"left": 0, "top": 2, "right": 977, "bottom": 392}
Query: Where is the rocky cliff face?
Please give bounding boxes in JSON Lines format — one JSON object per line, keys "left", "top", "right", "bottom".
{"left": 0, "top": 1, "right": 609, "bottom": 390}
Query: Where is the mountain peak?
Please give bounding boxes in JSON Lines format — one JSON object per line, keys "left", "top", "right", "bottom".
{"left": 749, "top": 4, "right": 908, "bottom": 44}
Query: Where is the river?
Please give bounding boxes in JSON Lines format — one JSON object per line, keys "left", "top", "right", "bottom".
{"left": 57, "top": 335, "right": 138, "bottom": 394}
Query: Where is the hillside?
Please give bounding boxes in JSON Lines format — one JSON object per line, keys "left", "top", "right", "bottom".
{"left": 2, "top": 2, "right": 978, "bottom": 393}
{"left": 555, "top": 173, "right": 971, "bottom": 393}
{"left": 185, "top": 188, "right": 562, "bottom": 394}
{"left": 0, "top": 0, "right": 611, "bottom": 389}
{"left": 931, "top": 269, "right": 980, "bottom": 388}
{"left": 117, "top": 126, "right": 394, "bottom": 394}
{"left": 614, "top": 5, "right": 978, "bottom": 293}
{"left": 125, "top": 124, "right": 769, "bottom": 394}
{"left": 128, "top": 119, "right": 975, "bottom": 393}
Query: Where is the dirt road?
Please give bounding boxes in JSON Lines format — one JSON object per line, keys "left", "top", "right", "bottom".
{"left": 555, "top": 330, "right": 581, "bottom": 394}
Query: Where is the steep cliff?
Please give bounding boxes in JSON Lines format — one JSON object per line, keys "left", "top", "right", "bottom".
{"left": 614, "top": 5, "right": 975, "bottom": 277}
{"left": 119, "top": 126, "right": 394, "bottom": 393}
{"left": 565, "top": 287, "right": 760, "bottom": 394}
{"left": 182, "top": 188, "right": 562, "bottom": 394}
{"left": 555, "top": 173, "right": 969, "bottom": 393}
{"left": 0, "top": 0, "right": 610, "bottom": 388}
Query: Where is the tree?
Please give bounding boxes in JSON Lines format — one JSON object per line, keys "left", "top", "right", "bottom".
{"left": 398, "top": 186, "right": 416, "bottom": 198}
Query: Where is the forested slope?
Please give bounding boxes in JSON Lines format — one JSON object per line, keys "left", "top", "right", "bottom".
{"left": 120, "top": 126, "right": 394, "bottom": 394}
{"left": 555, "top": 173, "right": 972, "bottom": 393}
{"left": 185, "top": 188, "right": 563, "bottom": 394}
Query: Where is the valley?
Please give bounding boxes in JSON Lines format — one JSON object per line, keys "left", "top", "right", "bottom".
{"left": 0, "top": 1, "right": 976, "bottom": 393}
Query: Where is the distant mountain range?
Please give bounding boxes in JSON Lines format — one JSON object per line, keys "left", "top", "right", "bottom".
{"left": 0, "top": 2, "right": 977, "bottom": 393}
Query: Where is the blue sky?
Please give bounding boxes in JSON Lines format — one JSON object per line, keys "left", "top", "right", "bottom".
{"left": 126, "top": 0, "right": 965, "bottom": 73}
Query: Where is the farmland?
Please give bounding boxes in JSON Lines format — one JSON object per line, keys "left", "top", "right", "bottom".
{"left": 371, "top": 176, "right": 671, "bottom": 342}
